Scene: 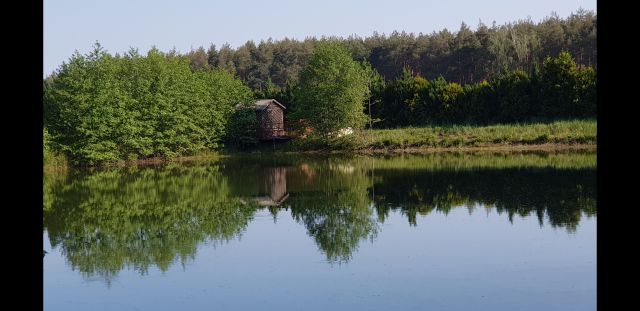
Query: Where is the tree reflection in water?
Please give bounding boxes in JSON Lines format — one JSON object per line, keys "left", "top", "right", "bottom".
{"left": 44, "top": 152, "right": 596, "bottom": 280}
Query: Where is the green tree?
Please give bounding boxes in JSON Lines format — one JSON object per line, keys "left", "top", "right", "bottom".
{"left": 540, "top": 51, "right": 579, "bottom": 117}
{"left": 150, "top": 10, "right": 597, "bottom": 89}
{"left": 217, "top": 43, "right": 236, "bottom": 74}
{"left": 491, "top": 70, "right": 533, "bottom": 122}
{"left": 225, "top": 105, "right": 258, "bottom": 149}
{"left": 292, "top": 41, "right": 369, "bottom": 139}
{"left": 361, "top": 61, "right": 386, "bottom": 129}
{"left": 575, "top": 66, "right": 596, "bottom": 117}
{"left": 207, "top": 44, "right": 219, "bottom": 68}
{"left": 420, "top": 76, "right": 464, "bottom": 124}
{"left": 377, "top": 68, "right": 425, "bottom": 127}
{"left": 187, "top": 46, "right": 210, "bottom": 71}
{"left": 44, "top": 42, "right": 252, "bottom": 165}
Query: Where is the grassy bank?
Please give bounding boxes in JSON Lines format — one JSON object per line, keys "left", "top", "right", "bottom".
{"left": 43, "top": 120, "right": 596, "bottom": 169}
{"left": 43, "top": 151, "right": 68, "bottom": 172}
{"left": 283, "top": 120, "right": 596, "bottom": 152}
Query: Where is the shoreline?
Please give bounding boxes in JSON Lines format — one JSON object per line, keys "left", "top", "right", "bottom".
{"left": 268, "top": 143, "right": 596, "bottom": 155}
{"left": 354, "top": 143, "right": 596, "bottom": 154}
{"left": 44, "top": 143, "right": 596, "bottom": 170}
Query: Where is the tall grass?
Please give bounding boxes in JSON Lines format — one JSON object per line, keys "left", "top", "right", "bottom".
{"left": 360, "top": 120, "right": 596, "bottom": 149}
{"left": 44, "top": 150, "right": 68, "bottom": 170}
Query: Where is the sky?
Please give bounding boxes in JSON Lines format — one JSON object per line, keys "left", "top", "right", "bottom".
{"left": 43, "top": 0, "right": 597, "bottom": 77}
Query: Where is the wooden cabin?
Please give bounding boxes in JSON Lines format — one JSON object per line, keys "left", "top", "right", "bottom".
{"left": 253, "top": 99, "right": 286, "bottom": 140}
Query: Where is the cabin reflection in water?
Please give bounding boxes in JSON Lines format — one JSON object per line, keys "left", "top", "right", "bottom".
{"left": 255, "top": 167, "right": 289, "bottom": 206}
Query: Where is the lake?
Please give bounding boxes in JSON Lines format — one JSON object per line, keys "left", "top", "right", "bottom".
{"left": 43, "top": 151, "right": 596, "bottom": 311}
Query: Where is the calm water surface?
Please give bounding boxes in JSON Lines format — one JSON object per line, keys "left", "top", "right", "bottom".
{"left": 43, "top": 152, "right": 596, "bottom": 311}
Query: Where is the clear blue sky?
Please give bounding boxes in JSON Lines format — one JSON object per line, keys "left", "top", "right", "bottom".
{"left": 44, "top": 0, "right": 597, "bottom": 77}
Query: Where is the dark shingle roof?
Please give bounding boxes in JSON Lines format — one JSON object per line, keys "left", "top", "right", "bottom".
{"left": 253, "top": 99, "right": 286, "bottom": 111}
{"left": 235, "top": 99, "right": 287, "bottom": 111}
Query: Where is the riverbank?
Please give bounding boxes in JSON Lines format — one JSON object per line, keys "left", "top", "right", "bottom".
{"left": 325, "top": 143, "right": 595, "bottom": 154}
{"left": 44, "top": 120, "right": 596, "bottom": 169}
{"left": 279, "top": 119, "right": 596, "bottom": 151}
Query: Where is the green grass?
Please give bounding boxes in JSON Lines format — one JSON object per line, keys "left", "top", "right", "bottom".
{"left": 44, "top": 150, "right": 68, "bottom": 170}
{"left": 44, "top": 120, "right": 597, "bottom": 169}
{"left": 276, "top": 119, "right": 596, "bottom": 152}
{"left": 357, "top": 119, "right": 596, "bottom": 150}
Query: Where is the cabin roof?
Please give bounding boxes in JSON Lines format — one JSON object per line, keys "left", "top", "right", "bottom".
{"left": 254, "top": 99, "right": 286, "bottom": 111}
{"left": 235, "top": 99, "right": 286, "bottom": 111}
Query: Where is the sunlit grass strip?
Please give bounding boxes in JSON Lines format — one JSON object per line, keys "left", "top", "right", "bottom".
{"left": 43, "top": 151, "right": 68, "bottom": 172}
{"left": 363, "top": 119, "right": 596, "bottom": 149}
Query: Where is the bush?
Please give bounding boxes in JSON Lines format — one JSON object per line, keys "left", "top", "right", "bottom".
{"left": 225, "top": 107, "right": 258, "bottom": 149}
{"left": 44, "top": 43, "right": 253, "bottom": 165}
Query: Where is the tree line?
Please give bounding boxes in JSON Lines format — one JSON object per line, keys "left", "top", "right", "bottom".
{"left": 43, "top": 10, "right": 596, "bottom": 165}
{"left": 44, "top": 44, "right": 595, "bottom": 164}
{"left": 366, "top": 51, "right": 596, "bottom": 127}
{"left": 258, "top": 49, "right": 595, "bottom": 129}
{"left": 186, "top": 9, "right": 595, "bottom": 89}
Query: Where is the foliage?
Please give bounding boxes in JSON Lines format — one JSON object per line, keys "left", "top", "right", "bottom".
{"left": 540, "top": 51, "right": 596, "bottom": 118}
{"left": 43, "top": 127, "right": 51, "bottom": 153}
{"left": 226, "top": 105, "right": 259, "bottom": 149}
{"left": 43, "top": 127, "right": 68, "bottom": 167}
{"left": 575, "top": 66, "right": 596, "bottom": 117}
{"left": 185, "top": 10, "right": 595, "bottom": 89}
{"left": 44, "top": 10, "right": 598, "bottom": 161}
{"left": 367, "top": 52, "right": 596, "bottom": 128}
{"left": 253, "top": 78, "right": 297, "bottom": 113}
{"left": 44, "top": 43, "right": 253, "bottom": 165}
{"left": 361, "top": 61, "right": 386, "bottom": 128}
{"left": 292, "top": 41, "right": 369, "bottom": 140}
{"left": 361, "top": 120, "right": 596, "bottom": 149}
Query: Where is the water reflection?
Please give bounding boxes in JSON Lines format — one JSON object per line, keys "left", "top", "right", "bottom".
{"left": 256, "top": 167, "right": 289, "bottom": 206}
{"left": 44, "top": 152, "right": 596, "bottom": 280}
{"left": 44, "top": 164, "right": 259, "bottom": 281}
{"left": 370, "top": 168, "right": 596, "bottom": 231}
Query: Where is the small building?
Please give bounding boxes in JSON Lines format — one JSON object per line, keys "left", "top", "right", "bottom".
{"left": 253, "top": 99, "right": 287, "bottom": 140}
